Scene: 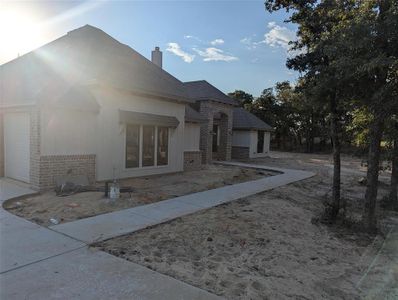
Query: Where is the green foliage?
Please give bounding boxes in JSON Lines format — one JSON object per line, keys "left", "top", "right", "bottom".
{"left": 346, "top": 108, "right": 372, "bottom": 148}
{"left": 228, "top": 90, "right": 254, "bottom": 108}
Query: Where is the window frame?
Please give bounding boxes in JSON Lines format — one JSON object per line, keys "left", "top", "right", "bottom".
{"left": 157, "top": 126, "right": 169, "bottom": 166}
{"left": 125, "top": 124, "right": 141, "bottom": 169}
{"left": 125, "top": 124, "right": 170, "bottom": 169}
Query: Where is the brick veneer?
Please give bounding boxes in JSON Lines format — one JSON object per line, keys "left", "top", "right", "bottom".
{"left": 30, "top": 108, "right": 41, "bottom": 189}
{"left": 231, "top": 146, "right": 250, "bottom": 160}
{"left": 198, "top": 101, "right": 233, "bottom": 164}
{"left": 26, "top": 108, "right": 96, "bottom": 190}
{"left": 184, "top": 151, "right": 202, "bottom": 171}
{"left": 38, "top": 154, "right": 96, "bottom": 190}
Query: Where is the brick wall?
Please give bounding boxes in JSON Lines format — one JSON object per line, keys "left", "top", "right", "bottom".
{"left": 231, "top": 146, "right": 250, "bottom": 160}
{"left": 30, "top": 108, "right": 41, "bottom": 189}
{"left": 184, "top": 151, "right": 202, "bottom": 171}
{"left": 198, "top": 101, "right": 233, "bottom": 164}
{"left": 38, "top": 154, "right": 96, "bottom": 190}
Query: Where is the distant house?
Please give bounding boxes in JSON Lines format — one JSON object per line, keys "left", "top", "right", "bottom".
{"left": 0, "top": 25, "right": 272, "bottom": 190}
{"left": 232, "top": 108, "right": 273, "bottom": 159}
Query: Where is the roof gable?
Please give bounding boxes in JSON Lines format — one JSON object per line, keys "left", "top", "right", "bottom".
{"left": 233, "top": 108, "right": 273, "bottom": 131}
{"left": 1, "top": 25, "right": 192, "bottom": 106}
{"left": 184, "top": 80, "right": 238, "bottom": 106}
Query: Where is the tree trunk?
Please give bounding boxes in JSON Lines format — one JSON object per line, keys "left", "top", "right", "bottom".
{"left": 310, "top": 112, "right": 315, "bottom": 152}
{"left": 362, "top": 117, "right": 384, "bottom": 231}
{"left": 329, "top": 96, "right": 341, "bottom": 220}
{"left": 389, "top": 137, "right": 398, "bottom": 208}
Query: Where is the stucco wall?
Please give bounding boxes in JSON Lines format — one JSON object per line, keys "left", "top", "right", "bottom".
{"left": 39, "top": 86, "right": 186, "bottom": 182}
{"left": 232, "top": 130, "right": 270, "bottom": 158}
{"left": 249, "top": 130, "right": 271, "bottom": 158}
{"left": 184, "top": 123, "right": 200, "bottom": 151}
{"left": 40, "top": 108, "right": 97, "bottom": 156}
{"left": 0, "top": 113, "right": 4, "bottom": 177}
{"left": 232, "top": 130, "right": 250, "bottom": 147}
{"left": 92, "top": 86, "right": 185, "bottom": 181}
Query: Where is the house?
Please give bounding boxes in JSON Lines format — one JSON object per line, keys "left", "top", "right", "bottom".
{"left": 231, "top": 108, "right": 273, "bottom": 159}
{"left": 184, "top": 80, "right": 237, "bottom": 163}
{"left": 0, "top": 25, "right": 272, "bottom": 190}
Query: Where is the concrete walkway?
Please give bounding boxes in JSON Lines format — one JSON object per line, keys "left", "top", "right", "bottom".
{"left": 0, "top": 162, "right": 314, "bottom": 299}
{"left": 0, "top": 178, "right": 221, "bottom": 300}
{"left": 0, "top": 179, "right": 85, "bottom": 273}
{"left": 50, "top": 162, "right": 314, "bottom": 243}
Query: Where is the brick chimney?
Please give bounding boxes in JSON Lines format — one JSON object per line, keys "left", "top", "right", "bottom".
{"left": 151, "top": 46, "right": 162, "bottom": 68}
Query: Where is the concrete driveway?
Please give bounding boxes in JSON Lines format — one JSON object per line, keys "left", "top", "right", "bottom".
{"left": 0, "top": 178, "right": 35, "bottom": 203}
{"left": 0, "top": 178, "right": 222, "bottom": 299}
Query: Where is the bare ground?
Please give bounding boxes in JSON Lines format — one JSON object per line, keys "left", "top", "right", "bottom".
{"left": 3, "top": 165, "right": 272, "bottom": 226}
{"left": 95, "top": 152, "right": 396, "bottom": 300}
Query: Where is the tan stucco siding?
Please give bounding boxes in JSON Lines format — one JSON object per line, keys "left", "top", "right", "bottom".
{"left": 40, "top": 109, "right": 97, "bottom": 156}
{"left": 92, "top": 87, "right": 185, "bottom": 181}
{"left": 0, "top": 113, "right": 4, "bottom": 177}
{"left": 249, "top": 130, "right": 270, "bottom": 158}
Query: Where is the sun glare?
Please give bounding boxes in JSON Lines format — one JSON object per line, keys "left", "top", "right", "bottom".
{"left": 0, "top": 9, "right": 46, "bottom": 63}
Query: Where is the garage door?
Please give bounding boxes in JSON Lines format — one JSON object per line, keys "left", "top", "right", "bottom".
{"left": 4, "top": 113, "right": 30, "bottom": 183}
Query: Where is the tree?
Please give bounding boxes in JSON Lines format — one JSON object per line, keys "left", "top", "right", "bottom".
{"left": 228, "top": 90, "right": 254, "bottom": 108}
{"left": 385, "top": 117, "right": 398, "bottom": 208}
{"left": 265, "top": 0, "right": 352, "bottom": 221}
{"left": 265, "top": 0, "right": 398, "bottom": 230}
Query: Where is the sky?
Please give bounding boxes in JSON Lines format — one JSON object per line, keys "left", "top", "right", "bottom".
{"left": 0, "top": 0, "right": 299, "bottom": 97}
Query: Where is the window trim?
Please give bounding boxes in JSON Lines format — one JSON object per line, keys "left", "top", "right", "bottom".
{"left": 157, "top": 126, "right": 169, "bottom": 166}
{"left": 125, "top": 124, "right": 140, "bottom": 169}
{"left": 124, "top": 124, "right": 170, "bottom": 170}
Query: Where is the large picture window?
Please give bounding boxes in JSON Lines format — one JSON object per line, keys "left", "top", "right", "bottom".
{"left": 142, "top": 125, "right": 155, "bottom": 167}
{"left": 126, "top": 124, "right": 140, "bottom": 168}
{"left": 157, "top": 127, "right": 168, "bottom": 166}
{"left": 126, "top": 124, "right": 169, "bottom": 168}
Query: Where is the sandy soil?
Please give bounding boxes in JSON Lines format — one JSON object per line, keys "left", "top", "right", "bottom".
{"left": 96, "top": 152, "right": 396, "bottom": 300}
{"left": 3, "top": 165, "right": 273, "bottom": 226}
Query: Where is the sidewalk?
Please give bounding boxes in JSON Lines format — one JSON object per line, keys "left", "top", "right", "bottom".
{"left": 1, "top": 162, "right": 315, "bottom": 300}
{"left": 50, "top": 162, "right": 315, "bottom": 243}
{"left": 0, "top": 178, "right": 221, "bottom": 300}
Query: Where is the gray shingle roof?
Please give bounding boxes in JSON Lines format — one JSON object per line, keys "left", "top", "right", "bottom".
{"left": 185, "top": 105, "right": 208, "bottom": 123}
{"left": 184, "top": 80, "right": 238, "bottom": 106}
{"left": 1, "top": 25, "right": 193, "bottom": 106}
{"left": 233, "top": 108, "right": 273, "bottom": 131}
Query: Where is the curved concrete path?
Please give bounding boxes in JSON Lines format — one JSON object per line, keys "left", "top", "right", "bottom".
{"left": 51, "top": 162, "right": 315, "bottom": 243}
{"left": 0, "top": 162, "right": 314, "bottom": 299}
{"left": 0, "top": 178, "right": 221, "bottom": 300}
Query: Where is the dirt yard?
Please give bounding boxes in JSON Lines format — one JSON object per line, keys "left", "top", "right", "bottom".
{"left": 95, "top": 152, "right": 396, "bottom": 300}
{"left": 3, "top": 165, "right": 273, "bottom": 226}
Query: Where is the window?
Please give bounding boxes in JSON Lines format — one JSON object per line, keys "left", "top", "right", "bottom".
{"left": 126, "top": 124, "right": 140, "bottom": 168}
{"left": 125, "top": 124, "right": 170, "bottom": 168}
{"left": 157, "top": 127, "right": 168, "bottom": 166}
{"left": 257, "top": 130, "right": 265, "bottom": 153}
{"left": 142, "top": 125, "right": 155, "bottom": 167}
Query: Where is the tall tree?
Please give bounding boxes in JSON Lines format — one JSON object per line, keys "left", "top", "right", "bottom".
{"left": 265, "top": 0, "right": 398, "bottom": 230}
{"left": 228, "top": 90, "right": 254, "bottom": 108}
{"left": 265, "top": 0, "right": 351, "bottom": 221}
{"left": 385, "top": 117, "right": 398, "bottom": 208}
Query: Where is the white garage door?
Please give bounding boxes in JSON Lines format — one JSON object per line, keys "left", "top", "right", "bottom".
{"left": 4, "top": 113, "right": 30, "bottom": 183}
